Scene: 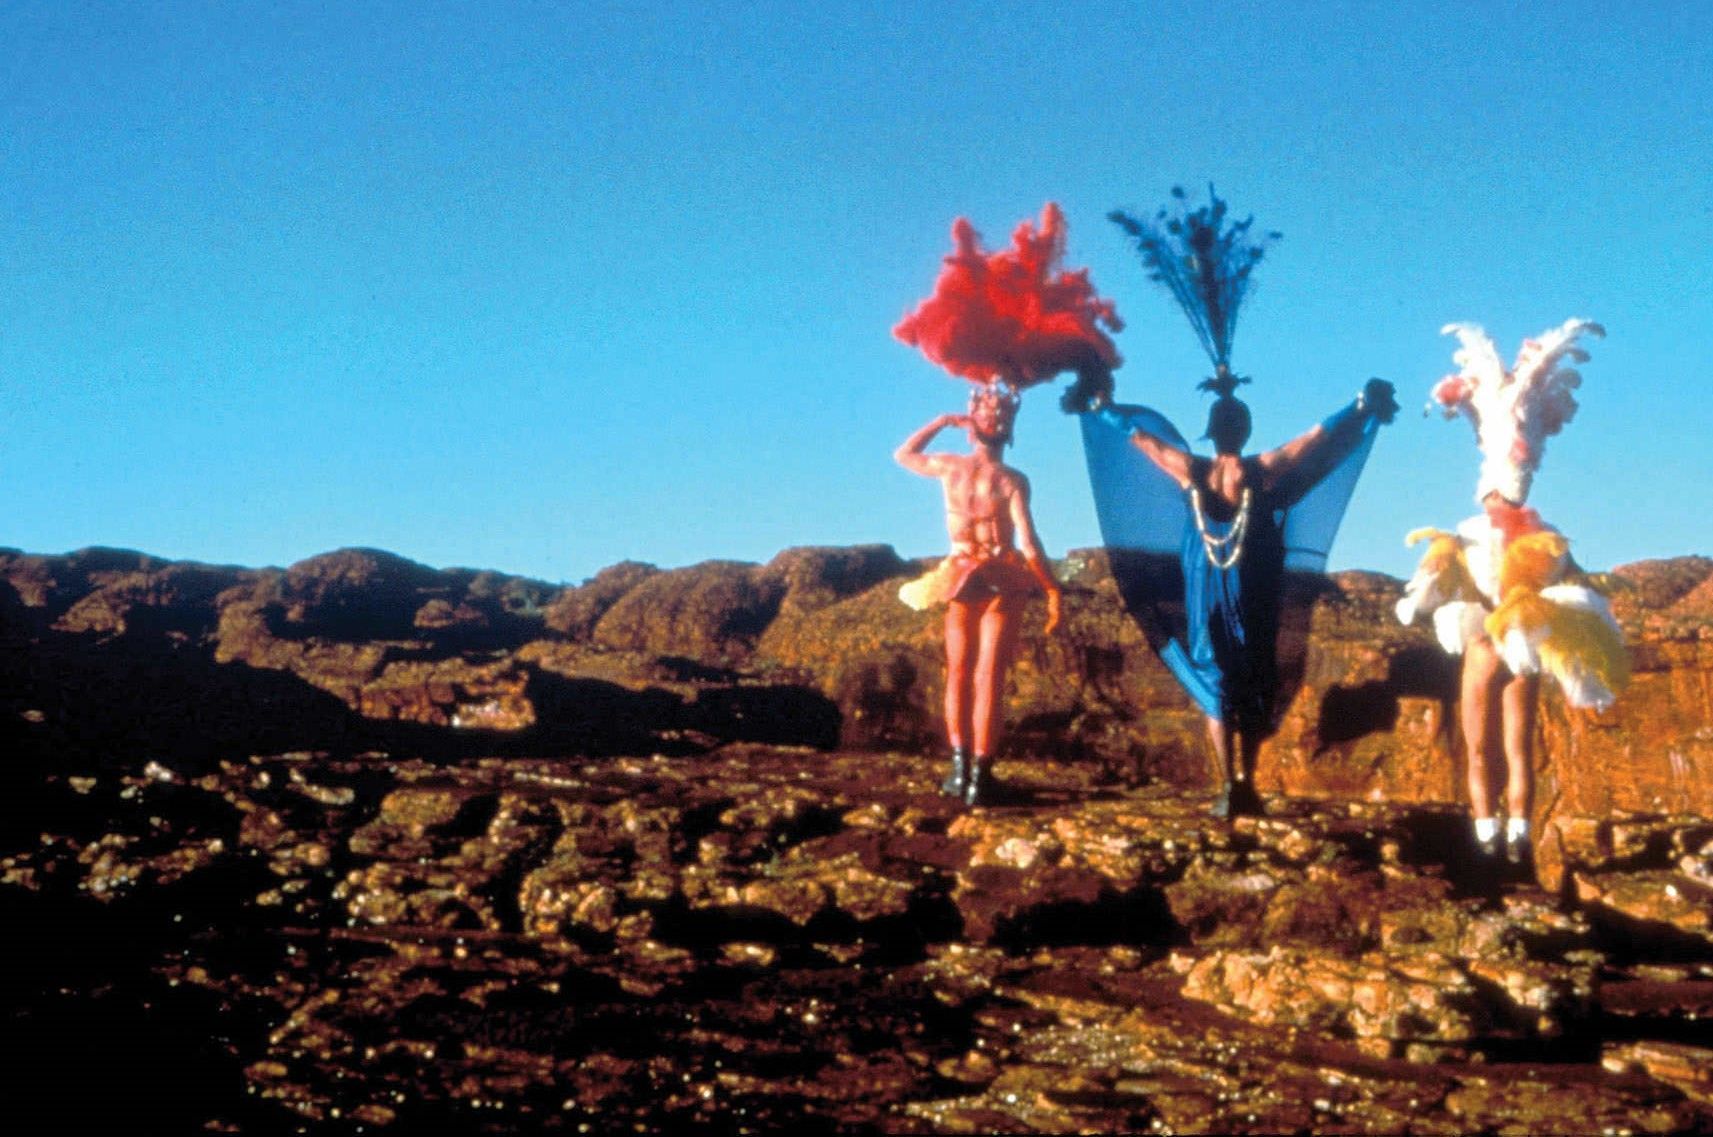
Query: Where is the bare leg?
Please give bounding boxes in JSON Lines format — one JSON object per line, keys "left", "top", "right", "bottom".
{"left": 1204, "top": 716, "right": 1235, "bottom": 785}
{"left": 1501, "top": 670, "right": 1540, "bottom": 864}
{"left": 1207, "top": 718, "right": 1264, "bottom": 818}
{"left": 943, "top": 600, "right": 980, "bottom": 754}
{"left": 1500, "top": 671, "right": 1538, "bottom": 820}
{"left": 1460, "top": 636, "right": 1504, "bottom": 822}
{"left": 962, "top": 594, "right": 1022, "bottom": 805}
{"left": 971, "top": 594, "right": 1024, "bottom": 759}
{"left": 1205, "top": 716, "right": 1265, "bottom": 816}
{"left": 1237, "top": 729, "right": 1261, "bottom": 785}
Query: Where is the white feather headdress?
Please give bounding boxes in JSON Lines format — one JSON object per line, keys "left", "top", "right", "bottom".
{"left": 1431, "top": 318, "right": 1604, "bottom": 503}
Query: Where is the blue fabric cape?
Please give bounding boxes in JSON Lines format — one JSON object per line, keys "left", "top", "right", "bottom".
{"left": 1080, "top": 401, "right": 1381, "bottom": 731}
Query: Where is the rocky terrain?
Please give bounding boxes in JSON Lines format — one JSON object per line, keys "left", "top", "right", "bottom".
{"left": 2, "top": 543, "right": 1711, "bottom": 1134}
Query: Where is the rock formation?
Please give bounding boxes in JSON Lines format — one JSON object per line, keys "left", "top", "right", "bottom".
{"left": 2, "top": 543, "right": 1710, "bottom": 1133}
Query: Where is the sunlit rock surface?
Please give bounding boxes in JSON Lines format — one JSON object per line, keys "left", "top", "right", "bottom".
{"left": 3, "top": 544, "right": 1711, "bottom": 1133}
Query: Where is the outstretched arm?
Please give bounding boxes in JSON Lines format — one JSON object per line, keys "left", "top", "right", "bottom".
{"left": 1127, "top": 426, "right": 1196, "bottom": 490}
{"left": 1258, "top": 378, "right": 1397, "bottom": 500}
{"left": 895, "top": 413, "right": 967, "bottom": 477}
{"left": 1256, "top": 419, "right": 1339, "bottom": 486}
{"left": 1007, "top": 474, "right": 1062, "bottom": 634}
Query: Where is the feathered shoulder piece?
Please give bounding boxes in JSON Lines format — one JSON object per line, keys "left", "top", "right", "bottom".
{"left": 1109, "top": 185, "right": 1279, "bottom": 382}
{"left": 1431, "top": 318, "right": 1604, "bottom": 503}
{"left": 1395, "top": 527, "right": 1480, "bottom": 626}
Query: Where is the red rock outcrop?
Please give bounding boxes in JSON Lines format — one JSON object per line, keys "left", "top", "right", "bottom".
{"left": 5, "top": 543, "right": 1710, "bottom": 855}
{"left": 4, "top": 540, "right": 1712, "bottom": 1133}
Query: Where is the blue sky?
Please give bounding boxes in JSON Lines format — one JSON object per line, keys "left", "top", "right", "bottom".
{"left": 4, "top": 1, "right": 1709, "bottom": 585}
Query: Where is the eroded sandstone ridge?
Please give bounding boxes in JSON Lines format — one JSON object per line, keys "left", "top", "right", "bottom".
{"left": 2, "top": 544, "right": 1710, "bottom": 1133}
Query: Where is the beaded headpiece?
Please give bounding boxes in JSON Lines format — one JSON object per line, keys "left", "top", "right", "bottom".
{"left": 968, "top": 380, "right": 1022, "bottom": 444}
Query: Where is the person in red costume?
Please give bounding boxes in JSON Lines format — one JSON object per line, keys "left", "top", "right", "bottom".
{"left": 895, "top": 382, "right": 1062, "bottom": 806}
{"left": 892, "top": 201, "right": 1117, "bottom": 805}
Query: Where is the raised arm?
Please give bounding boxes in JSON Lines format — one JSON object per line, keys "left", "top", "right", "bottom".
{"left": 1257, "top": 378, "right": 1397, "bottom": 500}
{"left": 894, "top": 413, "right": 967, "bottom": 477}
{"left": 1256, "top": 418, "right": 1339, "bottom": 484}
{"left": 1007, "top": 472, "right": 1063, "bottom": 634}
{"left": 1128, "top": 426, "right": 1196, "bottom": 490}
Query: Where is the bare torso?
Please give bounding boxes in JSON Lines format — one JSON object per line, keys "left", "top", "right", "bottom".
{"left": 1130, "top": 411, "right": 1345, "bottom": 524}
{"left": 894, "top": 408, "right": 1056, "bottom": 611}
{"left": 939, "top": 455, "right": 1021, "bottom": 556}
{"left": 1195, "top": 454, "right": 1252, "bottom": 521}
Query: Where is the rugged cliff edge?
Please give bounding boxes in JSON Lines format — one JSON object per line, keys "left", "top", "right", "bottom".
{"left": 3, "top": 545, "right": 1711, "bottom": 1133}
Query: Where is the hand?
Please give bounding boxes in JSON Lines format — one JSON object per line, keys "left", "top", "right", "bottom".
{"left": 1043, "top": 589, "right": 1063, "bottom": 635}
{"left": 1360, "top": 378, "right": 1399, "bottom": 424}
{"left": 942, "top": 413, "right": 973, "bottom": 431}
{"left": 1060, "top": 365, "right": 1114, "bottom": 414}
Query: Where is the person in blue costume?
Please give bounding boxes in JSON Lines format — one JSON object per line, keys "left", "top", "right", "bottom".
{"left": 1082, "top": 371, "right": 1397, "bottom": 817}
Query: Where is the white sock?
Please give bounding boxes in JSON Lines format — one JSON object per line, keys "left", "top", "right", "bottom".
{"left": 1506, "top": 817, "right": 1530, "bottom": 843}
{"left": 1474, "top": 817, "right": 1500, "bottom": 843}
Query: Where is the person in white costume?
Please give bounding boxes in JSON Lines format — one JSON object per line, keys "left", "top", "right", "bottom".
{"left": 1396, "top": 320, "right": 1627, "bottom": 869}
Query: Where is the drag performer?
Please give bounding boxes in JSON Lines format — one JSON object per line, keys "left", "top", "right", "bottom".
{"left": 1396, "top": 320, "right": 1626, "bottom": 866}
{"left": 896, "top": 384, "right": 1061, "bottom": 804}
{"left": 1084, "top": 188, "right": 1395, "bottom": 817}
{"left": 894, "top": 203, "right": 1122, "bottom": 805}
{"left": 1111, "top": 373, "right": 1396, "bottom": 816}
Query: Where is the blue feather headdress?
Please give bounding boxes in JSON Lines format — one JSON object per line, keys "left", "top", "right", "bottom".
{"left": 1109, "top": 186, "right": 1279, "bottom": 396}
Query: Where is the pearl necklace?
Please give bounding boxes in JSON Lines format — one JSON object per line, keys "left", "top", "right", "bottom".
{"left": 1191, "top": 487, "right": 1251, "bottom": 570}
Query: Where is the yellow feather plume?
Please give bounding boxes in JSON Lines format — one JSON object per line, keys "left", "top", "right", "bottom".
{"left": 1538, "top": 603, "right": 1630, "bottom": 701}
{"left": 898, "top": 558, "right": 958, "bottom": 611}
{"left": 1498, "top": 531, "right": 1569, "bottom": 595}
{"left": 1405, "top": 530, "right": 1479, "bottom": 604}
{"left": 1486, "top": 589, "right": 1554, "bottom": 644}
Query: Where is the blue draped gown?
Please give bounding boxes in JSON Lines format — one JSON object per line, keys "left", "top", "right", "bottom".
{"left": 1081, "top": 401, "right": 1381, "bottom": 733}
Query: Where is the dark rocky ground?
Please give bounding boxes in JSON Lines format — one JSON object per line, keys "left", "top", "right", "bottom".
{"left": 3, "top": 544, "right": 1711, "bottom": 1134}
{"left": 4, "top": 744, "right": 1712, "bottom": 1135}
